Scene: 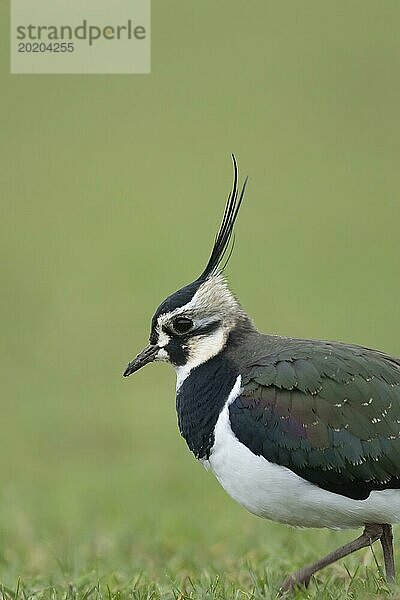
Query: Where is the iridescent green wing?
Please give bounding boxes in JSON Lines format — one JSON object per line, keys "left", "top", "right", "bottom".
{"left": 229, "top": 340, "right": 400, "bottom": 499}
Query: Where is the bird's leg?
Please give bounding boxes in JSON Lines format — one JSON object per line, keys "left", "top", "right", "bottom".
{"left": 380, "top": 523, "right": 395, "bottom": 583}
{"left": 279, "top": 523, "right": 383, "bottom": 595}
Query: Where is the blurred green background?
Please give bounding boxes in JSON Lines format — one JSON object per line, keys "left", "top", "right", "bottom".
{"left": 1, "top": 0, "right": 400, "bottom": 596}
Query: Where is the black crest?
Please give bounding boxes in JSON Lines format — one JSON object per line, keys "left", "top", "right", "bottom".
{"left": 151, "top": 156, "right": 248, "bottom": 325}
{"left": 199, "top": 154, "right": 248, "bottom": 281}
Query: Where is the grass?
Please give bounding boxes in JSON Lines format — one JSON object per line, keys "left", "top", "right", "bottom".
{"left": 1, "top": 567, "right": 397, "bottom": 600}
{"left": 1, "top": 532, "right": 399, "bottom": 600}
{"left": 1, "top": 426, "right": 400, "bottom": 600}
{"left": 1, "top": 540, "right": 400, "bottom": 600}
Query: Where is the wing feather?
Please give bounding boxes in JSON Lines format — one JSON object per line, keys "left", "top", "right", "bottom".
{"left": 230, "top": 339, "right": 400, "bottom": 500}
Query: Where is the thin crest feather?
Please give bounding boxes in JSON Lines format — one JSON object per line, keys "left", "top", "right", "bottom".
{"left": 199, "top": 155, "right": 248, "bottom": 280}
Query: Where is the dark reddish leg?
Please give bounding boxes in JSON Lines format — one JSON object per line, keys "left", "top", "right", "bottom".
{"left": 279, "top": 523, "right": 385, "bottom": 594}
{"left": 380, "top": 523, "right": 395, "bottom": 583}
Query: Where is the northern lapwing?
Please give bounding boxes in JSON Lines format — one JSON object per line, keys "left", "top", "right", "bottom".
{"left": 123, "top": 157, "right": 400, "bottom": 592}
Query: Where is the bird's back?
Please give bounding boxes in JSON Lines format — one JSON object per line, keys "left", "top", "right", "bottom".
{"left": 227, "top": 331, "right": 400, "bottom": 501}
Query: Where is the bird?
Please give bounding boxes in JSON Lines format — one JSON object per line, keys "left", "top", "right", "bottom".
{"left": 123, "top": 156, "right": 400, "bottom": 593}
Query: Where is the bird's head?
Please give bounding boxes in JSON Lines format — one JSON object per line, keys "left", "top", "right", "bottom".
{"left": 123, "top": 156, "right": 251, "bottom": 382}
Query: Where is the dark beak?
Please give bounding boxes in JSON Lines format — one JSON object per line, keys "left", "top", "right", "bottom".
{"left": 123, "top": 344, "right": 159, "bottom": 377}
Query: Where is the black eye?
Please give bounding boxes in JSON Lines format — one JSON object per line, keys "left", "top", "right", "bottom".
{"left": 173, "top": 317, "right": 193, "bottom": 334}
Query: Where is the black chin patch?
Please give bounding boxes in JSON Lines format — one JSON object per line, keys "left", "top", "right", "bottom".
{"left": 165, "top": 339, "right": 189, "bottom": 366}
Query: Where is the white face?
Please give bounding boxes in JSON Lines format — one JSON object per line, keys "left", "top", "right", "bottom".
{"left": 151, "top": 275, "right": 241, "bottom": 385}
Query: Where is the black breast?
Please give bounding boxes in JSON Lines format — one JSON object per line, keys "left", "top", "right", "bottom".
{"left": 176, "top": 353, "right": 238, "bottom": 459}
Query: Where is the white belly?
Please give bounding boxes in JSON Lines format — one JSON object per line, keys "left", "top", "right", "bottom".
{"left": 206, "top": 376, "right": 400, "bottom": 530}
